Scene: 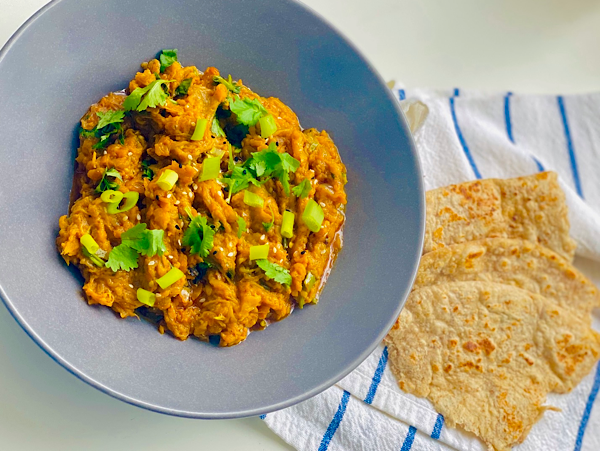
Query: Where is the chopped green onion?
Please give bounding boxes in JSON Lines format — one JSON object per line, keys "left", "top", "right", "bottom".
{"left": 191, "top": 118, "right": 208, "bottom": 141}
{"left": 156, "top": 169, "right": 179, "bottom": 191}
{"left": 259, "top": 114, "right": 277, "bottom": 138}
{"left": 100, "top": 190, "right": 124, "bottom": 204}
{"left": 200, "top": 157, "right": 221, "bottom": 181}
{"left": 136, "top": 288, "right": 156, "bottom": 307}
{"left": 80, "top": 233, "right": 100, "bottom": 254}
{"left": 302, "top": 199, "right": 324, "bottom": 233}
{"left": 243, "top": 190, "right": 264, "bottom": 208}
{"left": 107, "top": 191, "right": 139, "bottom": 214}
{"left": 249, "top": 244, "right": 269, "bottom": 261}
{"left": 281, "top": 210, "right": 295, "bottom": 238}
{"left": 236, "top": 216, "right": 246, "bottom": 238}
{"left": 157, "top": 267, "right": 185, "bottom": 289}
{"left": 304, "top": 272, "right": 317, "bottom": 291}
{"left": 82, "top": 247, "right": 104, "bottom": 267}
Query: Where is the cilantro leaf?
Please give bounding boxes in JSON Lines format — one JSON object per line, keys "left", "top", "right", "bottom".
{"left": 229, "top": 95, "right": 268, "bottom": 126}
{"left": 124, "top": 79, "right": 172, "bottom": 112}
{"left": 79, "top": 127, "right": 96, "bottom": 138}
{"left": 292, "top": 179, "right": 311, "bottom": 198}
{"left": 211, "top": 116, "right": 226, "bottom": 138}
{"left": 105, "top": 244, "right": 139, "bottom": 271}
{"left": 182, "top": 212, "right": 215, "bottom": 257}
{"left": 236, "top": 216, "right": 246, "bottom": 238}
{"left": 120, "top": 223, "right": 166, "bottom": 257}
{"left": 159, "top": 49, "right": 178, "bottom": 72}
{"left": 262, "top": 206, "right": 274, "bottom": 232}
{"left": 256, "top": 259, "right": 292, "bottom": 285}
{"left": 141, "top": 159, "right": 154, "bottom": 179}
{"left": 96, "top": 110, "right": 125, "bottom": 129}
{"left": 213, "top": 75, "right": 241, "bottom": 94}
{"left": 175, "top": 78, "right": 192, "bottom": 96}
{"left": 95, "top": 168, "right": 123, "bottom": 193}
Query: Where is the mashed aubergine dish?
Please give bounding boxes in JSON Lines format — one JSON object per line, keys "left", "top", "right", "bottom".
{"left": 57, "top": 50, "right": 347, "bottom": 347}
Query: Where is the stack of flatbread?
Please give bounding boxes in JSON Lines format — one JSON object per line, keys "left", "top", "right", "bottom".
{"left": 384, "top": 172, "right": 600, "bottom": 451}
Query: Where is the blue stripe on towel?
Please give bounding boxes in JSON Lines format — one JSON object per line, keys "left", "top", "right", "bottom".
{"left": 398, "top": 89, "right": 406, "bottom": 100}
{"left": 431, "top": 414, "right": 445, "bottom": 439}
{"left": 450, "top": 89, "right": 482, "bottom": 179}
{"left": 364, "top": 346, "right": 389, "bottom": 404}
{"left": 318, "top": 390, "right": 351, "bottom": 451}
{"left": 259, "top": 414, "right": 266, "bottom": 420}
{"left": 504, "top": 92, "right": 545, "bottom": 172}
{"left": 504, "top": 92, "right": 515, "bottom": 143}
{"left": 400, "top": 426, "right": 417, "bottom": 451}
{"left": 574, "top": 363, "right": 600, "bottom": 451}
{"left": 557, "top": 95, "right": 584, "bottom": 198}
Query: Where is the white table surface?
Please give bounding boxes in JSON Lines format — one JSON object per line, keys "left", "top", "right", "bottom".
{"left": 2, "top": 1, "right": 600, "bottom": 450}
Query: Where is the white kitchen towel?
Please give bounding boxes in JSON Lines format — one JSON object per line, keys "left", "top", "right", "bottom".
{"left": 262, "top": 88, "right": 600, "bottom": 451}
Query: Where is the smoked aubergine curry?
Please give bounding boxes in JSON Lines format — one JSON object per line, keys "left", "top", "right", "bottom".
{"left": 57, "top": 50, "right": 347, "bottom": 346}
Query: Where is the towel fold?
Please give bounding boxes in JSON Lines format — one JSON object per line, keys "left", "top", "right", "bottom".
{"left": 263, "top": 88, "right": 600, "bottom": 451}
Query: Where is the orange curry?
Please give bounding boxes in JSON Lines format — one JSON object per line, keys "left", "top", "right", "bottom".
{"left": 57, "top": 51, "right": 347, "bottom": 346}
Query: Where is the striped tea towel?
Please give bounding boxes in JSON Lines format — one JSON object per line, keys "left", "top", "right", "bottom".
{"left": 262, "top": 88, "right": 600, "bottom": 451}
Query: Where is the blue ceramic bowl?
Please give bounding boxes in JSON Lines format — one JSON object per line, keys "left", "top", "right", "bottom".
{"left": 0, "top": 0, "right": 423, "bottom": 418}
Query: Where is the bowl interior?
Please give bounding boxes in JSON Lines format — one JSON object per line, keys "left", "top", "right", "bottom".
{"left": 0, "top": 0, "right": 423, "bottom": 418}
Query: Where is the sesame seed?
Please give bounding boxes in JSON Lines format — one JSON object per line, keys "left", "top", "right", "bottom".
{"left": 167, "top": 193, "right": 172, "bottom": 198}
{"left": 193, "top": 184, "right": 198, "bottom": 190}
{"left": 129, "top": 284, "right": 134, "bottom": 288}
{"left": 260, "top": 235, "right": 265, "bottom": 240}
{"left": 228, "top": 252, "right": 234, "bottom": 257}
{"left": 188, "top": 155, "right": 193, "bottom": 160}
{"left": 321, "top": 249, "right": 327, "bottom": 254}
{"left": 128, "top": 152, "right": 133, "bottom": 156}
{"left": 219, "top": 247, "right": 224, "bottom": 252}
{"left": 174, "top": 200, "right": 180, "bottom": 205}
{"left": 320, "top": 202, "right": 326, "bottom": 207}
{"left": 182, "top": 191, "right": 187, "bottom": 196}
{"left": 217, "top": 191, "right": 223, "bottom": 197}
{"left": 188, "top": 192, "right": 193, "bottom": 198}
{"left": 137, "top": 214, "right": 141, "bottom": 220}
{"left": 175, "top": 225, "right": 180, "bottom": 230}
{"left": 149, "top": 261, "right": 155, "bottom": 266}
{"left": 103, "top": 150, "right": 107, "bottom": 155}
{"left": 168, "top": 255, "right": 173, "bottom": 259}
{"left": 178, "top": 239, "right": 182, "bottom": 246}
{"left": 213, "top": 251, "right": 217, "bottom": 255}
{"left": 156, "top": 293, "right": 162, "bottom": 297}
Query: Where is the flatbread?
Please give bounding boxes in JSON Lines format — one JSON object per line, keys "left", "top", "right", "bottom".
{"left": 385, "top": 282, "right": 600, "bottom": 451}
{"left": 424, "top": 172, "right": 576, "bottom": 261}
{"left": 414, "top": 238, "right": 600, "bottom": 319}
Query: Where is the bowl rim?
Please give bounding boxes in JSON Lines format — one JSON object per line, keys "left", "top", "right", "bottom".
{"left": 0, "top": 0, "right": 425, "bottom": 419}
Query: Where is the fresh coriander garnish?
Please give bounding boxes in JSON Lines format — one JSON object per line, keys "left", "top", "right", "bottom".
{"left": 211, "top": 116, "right": 226, "bottom": 138}
{"left": 96, "top": 110, "right": 125, "bottom": 129}
{"left": 229, "top": 95, "right": 268, "bottom": 126}
{"left": 159, "top": 49, "right": 178, "bottom": 72}
{"left": 105, "top": 223, "right": 166, "bottom": 272}
{"left": 175, "top": 78, "right": 192, "bottom": 96}
{"left": 124, "top": 79, "right": 173, "bottom": 112}
{"left": 182, "top": 208, "right": 216, "bottom": 257}
{"left": 292, "top": 179, "right": 311, "bottom": 198}
{"left": 256, "top": 259, "right": 292, "bottom": 286}
{"left": 95, "top": 168, "right": 123, "bottom": 193}
{"left": 213, "top": 75, "right": 241, "bottom": 94}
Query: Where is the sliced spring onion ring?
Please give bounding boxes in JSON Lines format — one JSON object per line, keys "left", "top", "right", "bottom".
{"left": 243, "top": 190, "right": 264, "bottom": 208}
{"left": 136, "top": 288, "right": 156, "bottom": 307}
{"left": 281, "top": 211, "right": 295, "bottom": 238}
{"left": 156, "top": 169, "right": 179, "bottom": 191}
{"left": 157, "top": 267, "right": 185, "bottom": 289}
{"left": 302, "top": 199, "right": 324, "bottom": 232}
{"left": 249, "top": 243, "right": 269, "bottom": 261}
{"left": 100, "top": 189, "right": 124, "bottom": 204}
{"left": 80, "top": 233, "right": 100, "bottom": 254}
{"left": 303, "top": 272, "right": 317, "bottom": 291}
{"left": 191, "top": 118, "right": 208, "bottom": 141}
{"left": 200, "top": 157, "right": 221, "bottom": 181}
{"left": 107, "top": 191, "right": 139, "bottom": 214}
{"left": 259, "top": 114, "right": 277, "bottom": 138}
